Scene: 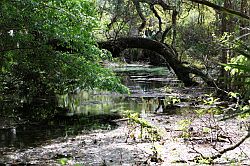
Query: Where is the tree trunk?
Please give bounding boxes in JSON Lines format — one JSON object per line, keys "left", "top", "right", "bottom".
{"left": 99, "top": 37, "right": 215, "bottom": 87}
{"left": 219, "top": 0, "right": 232, "bottom": 90}
{"left": 240, "top": 0, "right": 249, "bottom": 40}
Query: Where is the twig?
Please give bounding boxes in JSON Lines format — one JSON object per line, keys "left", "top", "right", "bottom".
{"left": 211, "top": 127, "right": 250, "bottom": 159}
{"left": 193, "top": 127, "right": 250, "bottom": 160}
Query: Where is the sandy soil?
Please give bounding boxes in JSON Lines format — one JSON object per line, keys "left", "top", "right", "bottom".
{"left": 1, "top": 112, "right": 249, "bottom": 166}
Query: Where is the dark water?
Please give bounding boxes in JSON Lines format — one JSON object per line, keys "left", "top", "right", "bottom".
{"left": 0, "top": 124, "right": 64, "bottom": 149}
{"left": 0, "top": 64, "right": 180, "bottom": 149}
{"left": 61, "top": 65, "right": 182, "bottom": 115}
{"left": 0, "top": 114, "right": 118, "bottom": 149}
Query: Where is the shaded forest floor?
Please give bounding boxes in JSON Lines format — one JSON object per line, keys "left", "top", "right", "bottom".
{"left": 1, "top": 111, "right": 249, "bottom": 166}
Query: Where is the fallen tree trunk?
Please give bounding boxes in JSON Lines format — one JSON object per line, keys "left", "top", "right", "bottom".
{"left": 98, "top": 37, "right": 215, "bottom": 87}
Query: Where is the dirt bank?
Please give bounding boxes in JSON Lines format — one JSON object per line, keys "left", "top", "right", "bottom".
{"left": 1, "top": 111, "right": 249, "bottom": 166}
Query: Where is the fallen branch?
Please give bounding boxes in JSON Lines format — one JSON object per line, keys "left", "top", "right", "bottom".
{"left": 193, "top": 126, "right": 250, "bottom": 161}
{"left": 210, "top": 127, "right": 250, "bottom": 159}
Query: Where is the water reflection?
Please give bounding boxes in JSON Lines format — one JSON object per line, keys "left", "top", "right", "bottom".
{"left": 0, "top": 114, "right": 118, "bottom": 149}
{"left": 0, "top": 65, "right": 180, "bottom": 149}
{"left": 61, "top": 65, "right": 181, "bottom": 115}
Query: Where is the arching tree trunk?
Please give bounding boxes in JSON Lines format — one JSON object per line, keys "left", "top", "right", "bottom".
{"left": 99, "top": 37, "right": 215, "bottom": 87}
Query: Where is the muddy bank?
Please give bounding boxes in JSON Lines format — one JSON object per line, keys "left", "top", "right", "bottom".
{"left": 1, "top": 64, "right": 249, "bottom": 165}
{"left": 1, "top": 112, "right": 249, "bottom": 166}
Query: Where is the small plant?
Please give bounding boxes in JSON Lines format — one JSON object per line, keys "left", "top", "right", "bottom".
{"left": 177, "top": 119, "right": 192, "bottom": 138}
{"left": 125, "top": 111, "right": 162, "bottom": 142}
{"left": 195, "top": 108, "right": 207, "bottom": 117}
{"left": 203, "top": 94, "right": 219, "bottom": 105}
{"left": 149, "top": 143, "right": 164, "bottom": 163}
{"left": 164, "top": 96, "right": 181, "bottom": 106}
{"left": 228, "top": 92, "right": 240, "bottom": 99}
{"left": 202, "top": 127, "right": 211, "bottom": 134}
{"left": 194, "top": 156, "right": 212, "bottom": 164}
{"left": 229, "top": 158, "right": 239, "bottom": 166}
{"left": 58, "top": 158, "right": 68, "bottom": 165}
{"left": 164, "top": 86, "right": 173, "bottom": 93}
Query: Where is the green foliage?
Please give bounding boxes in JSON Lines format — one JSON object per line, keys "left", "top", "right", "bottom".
{"left": 164, "top": 96, "right": 181, "bottom": 106}
{"left": 125, "top": 111, "right": 164, "bottom": 162}
{"left": 177, "top": 119, "right": 192, "bottom": 138}
{"left": 125, "top": 111, "right": 162, "bottom": 142}
{"left": 202, "top": 127, "right": 211, "bottom": 134}
{"left": 203, "top": 94, "right": 219, "bottom": 105}
{"left": 216, "top": 34, "right": 250, "bottom": 116}
{"left": 194, "top": 156, "right": 212, "bottom": 164}
{"left": 195, "top": 94, "right": 223, "bottom": 116}
{"left": 177, "top": 21, "right": 219, "bottom": 68}
{"left": 228, "top": 92, "right": 240, "bottom": 99}
{"left": 96, "top": 0, "right": 136, "bottom": 39}
{"left": 58, "top": 158, "right": 68, "bottom": 165}
{"left": 0, "top": 0, "right": 127, "bottom": 117}
{"left": 215, "top": 31, "right": 250, "bottom": 95}
{"left": 224, "top": 55, "right": 250, "bottom": 92}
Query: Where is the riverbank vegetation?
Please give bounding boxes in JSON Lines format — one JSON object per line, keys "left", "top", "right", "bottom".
{"left": 0, "top": 0, "right": 127, "bottom": 120}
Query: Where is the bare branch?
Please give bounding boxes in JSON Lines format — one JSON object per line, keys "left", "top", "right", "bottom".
{"left": 161, "top": 26, "right": 172, "bottom": 42}
{"left": 187, "top": 0, "right": 250, "bottom": 20}
{"left": 133, "top": 0, "right": 176, "bottom": 33}
{"left": 192, "top": 127, "right": 250, "bottom": 161}
{"left": 133, "top": 0, "right": 147, "bottom": 32}
{"left": 150, "top": 5, "right": 162, "bottom": 32}
{"left": 138, "top": 0, "right": 174, "bottom": 10}
{"left": 212, "top": 127, "right": 250, "bottom": 159}
{"left": 107, "top": 15, "right": 118, "bottom": 30}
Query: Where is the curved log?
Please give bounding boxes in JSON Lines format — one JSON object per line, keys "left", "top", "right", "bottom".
{"left": 99, "top": 37, "right": 215, "bottom": 87}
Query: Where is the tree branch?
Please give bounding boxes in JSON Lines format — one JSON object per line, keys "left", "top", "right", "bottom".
{"left": 133, "top": 0, "right": 147, "bottom": 32}
{"left": 171, "top": 9, "right": 178, "bottom": 47}
{"left": 193, "top": 126, "right": 250, "bottom": 161}
{"left": 150, "top": 5, "right": 162, "bottom": 32}
{"left": 187, "top": 0, "right": 250, "bottom": 20}
{"left": 134, "top": 0, "right": 176, "bottom": 33}
{"left": 214, "top": 128, "right": 250, "bottom": 159}
{"left": 161, "top": 26, "right": 172, "bottom": 42}
{"left": 138, "top": 0, "right": 174, "bottom": 10}
{"left": 98, "top": 37, "right": 215, "bottom": 86}
{"left": 107, "top": 15, "right": 118, "bottom": 30}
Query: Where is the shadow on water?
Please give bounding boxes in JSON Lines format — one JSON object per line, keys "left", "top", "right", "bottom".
{"left": 0, "top": 113, "right": 119, "bottom": 149}
{"left": 0, "top": 64, "right": 192, "bottom": 150}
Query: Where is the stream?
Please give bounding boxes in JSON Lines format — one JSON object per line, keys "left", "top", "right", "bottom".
{"left": 1, "top": 64, "right": 249, "bottom": 165}
{"left": 1, "top": 64, "right": 182, "bottom": 149}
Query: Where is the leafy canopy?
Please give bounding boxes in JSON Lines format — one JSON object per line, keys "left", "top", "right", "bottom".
{"left": 0, "top": 0, "right": 127, "bottom": 112}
